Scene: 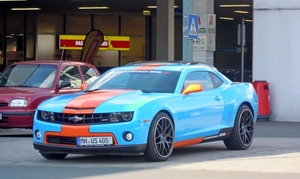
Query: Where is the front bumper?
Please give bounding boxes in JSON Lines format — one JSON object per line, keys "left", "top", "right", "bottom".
{"left": 0, "top": 111, "right": 35, "bottom": 128}
{"left": 33, "top": 142, "right": 147, "bottom": 155}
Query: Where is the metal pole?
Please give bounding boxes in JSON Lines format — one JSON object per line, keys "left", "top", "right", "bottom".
{"left": 241, "top": 18, "right": 245, "bottom": 82}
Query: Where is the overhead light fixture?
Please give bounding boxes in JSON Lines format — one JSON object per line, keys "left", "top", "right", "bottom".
{"left": 147, "top": 6, "right": 157, "bottom": 9}
{"left": 147, "top": 5, "right": 179, "bottom": 9}
{"left": 220, "top": 4, "right": 251, "bottom": 8}
{"left": 234, "top": 10, "right": 249, "bottom": 14}
{"left": 245, "top": 19, "right": 253, "bottom": 22}
{"left": 78, "top": 6, "right": 109, "bottom": 10}
{"left": 11, "top": 7, "right": 41, "bottom": 11}
{"left": 219, "top": 17, "right": 234, "bottom": 21}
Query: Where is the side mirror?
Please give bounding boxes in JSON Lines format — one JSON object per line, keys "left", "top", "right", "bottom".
{"left": 80, "top": 83, "right": 89, "bottom": 91}
{"left": 59, "top": 81, "right": 71, "bottom": 89}
{"left": 182, "top": 84, "right": 203, "bottom": 95}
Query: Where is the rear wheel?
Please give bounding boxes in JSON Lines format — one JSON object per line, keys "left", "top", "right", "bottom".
{"left": 224, "top": 104, "right": 254, "bottom": 150}
{"left": 40, "top": 153, "right": 68, "bottom": 160}
{"left": 144, "top": 112, "right": 174, "bottom": 162}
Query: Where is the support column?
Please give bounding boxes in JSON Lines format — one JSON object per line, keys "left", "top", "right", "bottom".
{"left": 182, "top": 0, "right": 193, "bottom": 62}
{"left": 182, "top": 0, "right": 214, "bottom": 65}
{"left": 156, "top": 0, "right": 174, "bottom": 61}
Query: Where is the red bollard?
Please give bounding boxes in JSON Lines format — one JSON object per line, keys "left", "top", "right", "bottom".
{"left": 252, "top": 80, "right": 271, "bottom": 120}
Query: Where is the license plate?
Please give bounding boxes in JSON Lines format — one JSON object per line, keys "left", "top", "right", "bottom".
{"left": 0, "top": 113, "right": 2, "bottom": 120}
{"left": 76, "top": 137, "right": 113, "bottom": 146}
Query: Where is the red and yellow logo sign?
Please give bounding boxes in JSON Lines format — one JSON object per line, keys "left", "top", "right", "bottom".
{"left": 59, "top": 35, "right": 130, "bottom": 51}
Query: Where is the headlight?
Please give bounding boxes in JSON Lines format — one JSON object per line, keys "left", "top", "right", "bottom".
{"left": 39, "top": 111, "right": 54, "bottom": 121}
{"left": 109, "top": 113, "right": 119, "bottom": 122}
{"left": 10, "top": 99, "right": 28, "bottom": 107}
{"left": 41, "top": 111, "right": 50, "bottom": 120}
{"left": 122, "top": 112, "right": 133, "bottom": 121}
{"left": 108, "top": 112, "right": 134, "bottom": 122}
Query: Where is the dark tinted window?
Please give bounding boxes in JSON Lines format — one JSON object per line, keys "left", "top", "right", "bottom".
{"left": 86, "top": 70, "right": 180, "bottom": 93}
{"left": 210, "top": 72, "right": 223, "bottom": 88}
{"left": 184, "top": 71, "right": 214, "bottom": 90}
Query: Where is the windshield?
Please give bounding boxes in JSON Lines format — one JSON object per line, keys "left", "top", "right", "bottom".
{"left": 0, "top": 64, "right": 57, "bottom": 88}
{"left": 85, "top": 70, "right": 181, "bottom": 93}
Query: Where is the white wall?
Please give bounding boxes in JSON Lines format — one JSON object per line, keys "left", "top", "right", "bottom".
{"left": 253, "top": 0, "right": 300, "bottom": 121}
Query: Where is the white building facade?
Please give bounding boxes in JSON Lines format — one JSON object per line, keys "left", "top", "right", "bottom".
{"left": 253, "top": 0, "right": 300, "bottom": 121}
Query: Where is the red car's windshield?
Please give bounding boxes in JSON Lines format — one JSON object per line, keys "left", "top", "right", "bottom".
{"left": 0, "top": 64, "right": 57, "bottom": 88}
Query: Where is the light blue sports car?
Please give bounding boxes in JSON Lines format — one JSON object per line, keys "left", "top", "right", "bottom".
{"left": 33, "top": 61, "right": 258, "bottom": 162}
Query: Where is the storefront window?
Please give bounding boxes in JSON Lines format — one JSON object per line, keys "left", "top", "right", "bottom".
{"left": 121, "top": 36, "right": 146, "bottom": 65}
{"left": 37, "top": 14, "right": 63, "bottom": 34}
{"left": 94, "top": 15, "right": 119, "bottom": 35}
{"left": 26, "top": 13, "right": 36, "bottom": 33}
{"left": 121, "top": 16, "right": 146, "bottom": 64}
{"left": 121, "top": 16, "right": 145, "bottom": 35}
{"left": 6, "top": 14, "right": 24, "bottom": 33}
{"left": 0, "top": 15, "right": 3, "bottom": 33}
{"left": 94, "top": 51, "right": 119, "bottom": 67}
{"left": 6, "top": 34, "right": 24, "bottom": 65}
{"left": 26, "top": 35, "right": 34, "bottom": 61}
{"left": 37, "top": 34, "right": 61, "bottom": 60}
{"left": 0, "top": 34, "right": 3, "bottom": 66}
{"left": 66, "top": 15, "right": 91, "bottom": 34}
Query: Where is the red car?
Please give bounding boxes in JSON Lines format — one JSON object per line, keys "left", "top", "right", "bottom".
{"left": 0, "top": 60, "right": 100, "bottom": 129}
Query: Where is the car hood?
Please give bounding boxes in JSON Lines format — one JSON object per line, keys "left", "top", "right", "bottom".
{"left": 0, "top": 87, "right": 51, "bottom": 101}
{"left": 38, "top": 89, "right": 173, "bottom": 113}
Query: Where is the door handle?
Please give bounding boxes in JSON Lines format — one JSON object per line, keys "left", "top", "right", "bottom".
{"left": 215, "top": 96, "right": 221, "bottom": 101}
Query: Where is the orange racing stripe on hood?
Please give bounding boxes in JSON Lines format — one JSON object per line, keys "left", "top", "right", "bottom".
{"left": 133, "top": 64, "right": 163, "bottom": 71}
{"left": 62, "top": 90, "right": 131, "bottom": 114}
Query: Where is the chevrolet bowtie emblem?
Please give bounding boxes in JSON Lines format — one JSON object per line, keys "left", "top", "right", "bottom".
{"left": 69, "top": 115, "right": 83, "bottom": 123}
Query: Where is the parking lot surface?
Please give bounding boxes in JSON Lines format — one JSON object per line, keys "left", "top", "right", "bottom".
{"left": 0, "top": 121, "right": 300, "bottom": 176}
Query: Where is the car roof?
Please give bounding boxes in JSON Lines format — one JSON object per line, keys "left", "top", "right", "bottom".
{"left": 120, "top": 61, "right": 217, "bottom": 72}
{"left": 11, "top": 60, "right": 93, "bottom": 66}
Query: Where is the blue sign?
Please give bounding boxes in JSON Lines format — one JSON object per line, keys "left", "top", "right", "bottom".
{"left": 188, "top": 14, "right": 198, "bottom": 39}
{"left": 218, "top": 47, "right": 237, "bottom": 53}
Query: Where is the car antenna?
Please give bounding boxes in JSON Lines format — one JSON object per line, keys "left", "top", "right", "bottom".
{"left": 60, "top": 45, "right": 65, "bottom": 63}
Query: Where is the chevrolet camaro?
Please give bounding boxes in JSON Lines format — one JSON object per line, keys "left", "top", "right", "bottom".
{"left": 33, "top": 61, "right": 258, "bottom": 162}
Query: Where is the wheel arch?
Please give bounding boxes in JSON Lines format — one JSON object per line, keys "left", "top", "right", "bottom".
{"left": 154, "top": 109, "right": 175, "bottom": 130}
{"left": 239, "top": 101, "right": 257, "bottom": 123}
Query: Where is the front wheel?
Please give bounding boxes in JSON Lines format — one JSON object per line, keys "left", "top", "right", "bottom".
{"left": 224, "top": 104, "right": 254, "bottom": 150}
{"left": 40, "top": 153, "right": 68, "bottom": 160}
{"left": 144, "top": 112, "right": 174, "bottom": 162}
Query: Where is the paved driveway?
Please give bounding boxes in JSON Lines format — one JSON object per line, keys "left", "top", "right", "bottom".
{"left": 0, "top": 121, "right": 299, "bottom": 175}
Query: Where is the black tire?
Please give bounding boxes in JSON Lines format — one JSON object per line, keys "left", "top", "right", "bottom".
{"left": 224, "top": 104, "right": 254, "bottom": 150}
{"left": 144, "top": 112, "right": 174, "bottom": 162}
{"left": 40, "top": 153, "right": 68, "bottom": 160}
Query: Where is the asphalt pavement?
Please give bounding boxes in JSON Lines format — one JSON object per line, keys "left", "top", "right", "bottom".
{"left": 0, "top": 120, "right": 300, "bottom": 178}
{"left": 1, "top": 120, "right": 299, "bottom": 138}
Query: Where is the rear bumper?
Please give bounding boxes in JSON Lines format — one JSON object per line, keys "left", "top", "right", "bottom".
{"left": 33, "top": 142, "right": 147, "bottom": 155}
{"left": 0, "top": 111, "right": 34, "bottom": 128}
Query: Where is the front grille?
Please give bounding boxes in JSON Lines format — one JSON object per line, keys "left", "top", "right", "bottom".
{"left": 0, "top": 103, "right": 9, "bottom": 107}
{"left": 37, "top": 111, "right": 111, "bottom": 125}
{"left": 47, "top": 136, "right": 76, "bottom": 145}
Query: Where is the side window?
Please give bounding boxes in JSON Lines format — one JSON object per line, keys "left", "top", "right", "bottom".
{"left": 80, "top": 66, "right": 99, "bottom": 84}
{"left": 210, "top": 72, "right": 223, "bottom": 88}
{"left": 60, "top": 65, "right": 82, "bottom": 88}
{"left": 184, "top": 71, "right": 214, "bottom": 91}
